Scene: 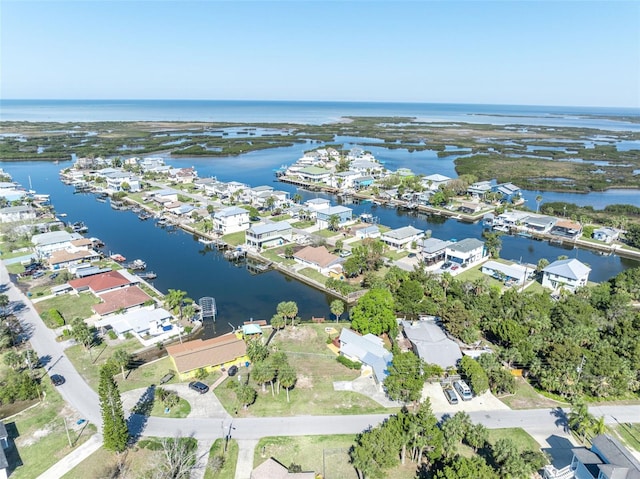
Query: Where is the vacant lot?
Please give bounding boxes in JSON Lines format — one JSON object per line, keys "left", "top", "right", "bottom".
{"left": 34, "top": 292, "right": 100, "bottom": 327}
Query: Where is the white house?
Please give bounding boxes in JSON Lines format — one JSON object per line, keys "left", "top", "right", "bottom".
{"left": 592, "top": 227, "right": 620, "bottom": 243}
{"left": 0, "top": 205, "right": 36, "bottom": 223}
{"left": 304, "top": 198, "right": 331, "bottom": 217}
{"left": 95, "top": 307, "right": 177, "bottom": 340}
{"left": 296, "top": 166, "right": 331, "bottom": 183}
{"left": 104, "top": 171, "right": 141, "bottom": 192}
{"left": 293, "top": 246, "right": 342, "bottom": 275}
{"left": 468, "top": 180, "right": 493, "bottom": 198}
{"left": 381, "top": 226, "right": 424, "bottom": 250}
{"left": 523, "top": 215, "right": 557, "bottom": 234}
{"left": 316, "top": 206, "right": 353, "bottom": 230}
{"left": 445, "top": 238, "right": 486, "bottom": 266}
{"left": 422, "top": 174, "right": 451, "bottom": 191}
{"left": 328, "top": 170, "right": 360, "bottom": 189}
{"left": 338, "top": 328, "right": 393, "bottom": 386}
{"left": 32, "top": 231, "right": 82, "bottom": 259}
{"left": 213, "top": 206, "right": 250, "bottom": 235}
{"left": 418, "top": 237, "right": 452, "bottom": 266}
{"left": 542, "top": 258, "right": 590, "bottom": 293}
{"left": 481, "top": 260, "right": 533, "bottom": 286}
{"left": 355, "top": 225, "right": 381, "bottom": 240}
{"left": 245, "top": 222, "right": 293, "bottom": 249}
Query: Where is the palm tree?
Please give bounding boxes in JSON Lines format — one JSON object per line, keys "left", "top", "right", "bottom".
{"left": 279, "top": 364, "right": 297, "bottom": 403}
{"left": 276, "top": 301, "right": 298, "bottom": 327}
{"left": 164, "top": 289, "right": 187, "bottom": 315}
{"left": 292, "top": 193, "right": 302, "bottom": 204}
{"left": 330, "top": 299, "right": 345, "bottom": 323}
{"left": 112, "top": 349, "right": 132, "bottom": 380}
{"left": 328, "top": 214, "right": 340, "bottom": 232}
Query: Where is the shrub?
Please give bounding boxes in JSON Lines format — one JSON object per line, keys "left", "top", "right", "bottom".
{"left": 459, "top": 356, "right": 489, "bottom": 395}
{"left": 107, "top": 330, "right": 118, "bottom": 340}
{"left": 48, "top": 308, "right": 65, "bottom": 327}
{"left": 194, "top": 368, "right": 208, "bottom": 380}
{"left": 337, "top": 355, "right": 362, "bottom": 370}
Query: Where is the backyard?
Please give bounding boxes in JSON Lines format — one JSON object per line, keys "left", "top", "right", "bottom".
{"left": 33, "top": 292, "right": 101, "bottom": 328}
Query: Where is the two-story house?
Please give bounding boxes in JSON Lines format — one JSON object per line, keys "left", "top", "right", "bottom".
{"left": 245, "top": 222, "right": 293, "bottom": 250}
{"left": 213, "top": 206, "right": 250, "bottom": 235}
{"left": 445, "top": 238, "right": 486, "bottom": 266}
{"left": 542, "top": 258, "right": 590, "bottom": 293}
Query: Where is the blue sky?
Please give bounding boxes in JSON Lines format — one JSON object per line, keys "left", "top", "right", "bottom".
{"left": 1, "top": 1, "right": 639, "bottom": 107}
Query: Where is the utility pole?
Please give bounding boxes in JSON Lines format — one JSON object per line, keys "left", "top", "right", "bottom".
{"left": 63, "top": 418, "right": 73, "bottom": 447}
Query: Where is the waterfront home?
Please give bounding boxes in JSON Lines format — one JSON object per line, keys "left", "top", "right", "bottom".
{"left": 481, "top": 260, "right": 533, "bottom": 286}
{"left": 68, "top": 270, "right": 134, "bottom": 294}
{"left": 445, "top": 238, "right": 486, "bottom": 267}
{"left": 304, "top": 198, "right": 331, "bottom": 217}
{"left": 166, "top": 333, "right": 248, "bottom": 379}
{"left": 213, "top": 206, "right": 250, "bottom": 235}
{"left": 467, "top": 180, "right": 493, "bottom": 198}
{"left": 418, "top": 237, "right": 452, "bottom": 265}
{"left": 542, "top": 258, "right": 590, "bottom": 293}
{"left": 593, "top": 226, "right": 620, "bottom": 243}
{"left": 416, "top": 191, "right": 435, "bottom": 206}
{"left": 400, "top": 319, "right": 462, "bottom": 369}
{"left": 245, "top": 221, "right": 293, "bottom": 250}
{"left": 353, "top": 175, "right": 375, "bottom": 190}
{"left": 104, "top": 171, "right": 141, "bottom": 193}
{"left": 493, "top": 210, "right": 531, "bottom": 230}
{"left": 248, "top": 185, "right": 274, "bottom": 205}
{"left": 139, "top": 157, "right": 165, "bottom": 171}
{"left": 0, "top": 186, "right": 26, "bottom": 203}
{"left": 458, "top": 200, "right": 483, "bottom": 214}
{"left": 381, "top": 225, "right": 424, "bottom": 250}
{"left": 347, "top": 147, "right": 364, "bottom": 160}
{"left": 295, "top": 166, "right": 331, "bottom": 183}
{"left": 95, "top": 307, "right": 175, "bottom": 340}
{"left": 316, "top": 205, "right": 353, "bottom": 230}
{"left": 150, "top": 188, "right": 179, "bottom": 203}
{"left": 355, "top": 224, "right": 381, "bottom": 240}
{"left": 32, "top": 231, "right": 83, "bottom": 258}
{"left": 543, "top": 434, "right": 640, "bottom": 479}
{"left": 0, "top": 421, "right": 8, "bottom": 479}
{"left": 48, "top": 249, "right": 101, "bottom": 271}
{"left": 350, "top": 158, "right": 385, "bottom": 176}
{"left": 167, "top": 204, "right": 196, "bottom": 217}
{"left": 550, "top": 219, "right": 583, "bottom": 239}
{"left": 251, "top": 457, "right": 315, "bottom": 479}
{"left": 170, "top": 167, "right": 197, "bottom": 184}
{"left": 338, "top": 328, "right": 392, "bottom": 387}
{"left": 492, "top": 182, "right": 522, "bottom": 202}
{"left": 92, "top": 285, "right": 152, "bottom": 316}
{"left": 327, "top": 170, "right": 360, "bottom": 189}
{"left": 293, "top": 246, "right": 342, "bottom": 274}
{"left": 254, "top": 190, "right": 290, "bottom": 210}
{"left": 523, "top": 214, "right": 557, "bottom": 234}
{"left": 0, "top": 205, "right": 37, "bottom": 223}
{"left": 193, "top": 177, "right": 217, "bottom": 190}
{"left": 423, "top": 174, "right": 452, "bottom": 191}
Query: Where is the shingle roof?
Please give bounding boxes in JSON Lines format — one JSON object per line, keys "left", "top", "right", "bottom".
{"left": 214, "top": 206, "right": 248, "bottom": 218}
{"left": 591, "top": 435, "right": 640, "bottom": 478}
{"left": 249, "top": 222, "right": 292, "bottom": 235}
{"left": 251, "top": 457, "right": 316, "bottom": 479}
{"left": 69, "top": 270, "right": 131, "bottom": 293}
{"left": 294, "top": 246, "right": 341, "bottom": 269}
{"left": 383, "top": 226, "right": 423, "bottom": 241}
{"left": 401, "top": 320, "right": 462, "bottom": 368}
{"left": 543, "top": 258, "right": 591, "bottom": 280}
{"left": 448, "top": 238, "right": 484, "bottom": 253}
{"left": 339, "top": 328, "right": 392, "bottom": 383}
{"left": 166, "top": 333, "right": 247, "bottom": 374}
{"left": 93, "top": 286, "right": 152, "bottom": 316}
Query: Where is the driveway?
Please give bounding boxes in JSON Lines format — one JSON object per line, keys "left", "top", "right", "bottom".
{"left": 422, "top": 382, "right": 510, "bottom": 414}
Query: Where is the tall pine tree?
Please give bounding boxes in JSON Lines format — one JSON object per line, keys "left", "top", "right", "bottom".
{"left": 99, "top": 364, "right": 129, "bottom": 452}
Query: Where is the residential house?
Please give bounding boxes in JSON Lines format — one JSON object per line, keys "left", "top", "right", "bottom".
{"left": 481, "top": 260, "right": 533, "bottom": 286}
{"left": 418, "top": 237, "right": 452, "bottom": 266}
{"left": 492, "top": 182, "right": 522, "bottom": 202}
{"left": 245, "top": 222, "right": 293, "bottom": 249}
{"left": 139, "top": 157, "right": 165, "bottom": 171}
{"left": 401, "top": 319, "right": 462, "bottom": 369}
{"left": 293, "top": 246, "right": 342, "bottom": 274}
{"left": 523, "top": 215, "right": 557, "bottom": 234}
{"left": 166, "top": 333, "right": 248, "bottom": 379}
{"left": 193, "top": 177, "right": 217, "bottom": 190}
{"left": 316, "top": 205, "right": 353, "bottom": 230}
{"left": 542, "top": 258, "right": 590, "bottom": 293}
{"left": 251, "top": 458, "right": 315, "bottom": 479}
{"left": 0, "top": 205, "right": 36, "bottom": 223}
{"left": 94, "top": 308, "right": 176, "bottom": 339}
{"left": 355, "top": 225, "right": 381, "bottom": 240}
{"left": 32, "top": 231, "right": 82, "bottom": 258}
{"left": 467, "top": 180, "right": 493, "bottom": 198}
{"left": 296, "top": 166, "right": 331, "bottom": 183}
{"left": 353, "top": 175, "right": 375, "bottom": 190}
{"left": 92, "top": 285, "right": 152, "bottom": 316}
{"left": 303, "top": 198, "right": 331, "bottom": 218}
{"left": 170, "top": 167, "right": 197, "bottom": 184}
{"left": 350, "top": 159, "right": 384, "bottom": 176}
{"left": 48, "top": 249, "right": 101, "bottom": 270}
{"left": 458, "top": 201, "right": 483, "bottom": 214}
{"left": 104, "top": 171, "right": 141, "bottom": 192}
{"left": 593, "top": 227, "right": 620, "bottom": 243}
{"left": 446, "top": 238, "right": 486, "bottom": 266}
{"left": 338, "top": 328, "right": 393, "bottom": 385}
{"left": 551, "top": 220, "right": 583, "bottom": 239}
{"left": 423, "top": 174, "right": 451, "bottom": 191}
{"left": 167, "top": 204, "right": 196, "bottom": 217}
{"left": 381, "top": 226, "right": 424, "bottom": 250}
{"left": 150, "top": 189, "right": 179, "bottom": 203}
{"left": 0, "top": 420, "right": 8, "bottom": 479}
{"left": 254, "top": 190, "right": 290, "bottom": 210}
{"left": 544, "top": 434, "right": 640, "bottom": 479}
{"left": 68, "top": 270, "right": 134, "bottom": 294}
{"left": 213, "top": 206, "right": 250, "bottom": 235}
{"left": 328, "top": 170, "right": 360, "bottom": 189}
{"left": 493, "top": 210, "right": 531, "bottom": 231}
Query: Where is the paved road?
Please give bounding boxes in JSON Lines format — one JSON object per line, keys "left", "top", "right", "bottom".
{"left": 5, "top": 261, "right": 640, "bottom": 476}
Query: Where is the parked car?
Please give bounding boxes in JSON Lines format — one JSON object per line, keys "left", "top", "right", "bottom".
{"left": 339, "top": 250, "right": 352, "bottom": 258}
{"left": 443, "top": 387, "right": 458, "bottom": 405}
{"left": 188, "top": 381, "right": 209, "bottom": 394}
{"left": 440, "top": 262, "right": 452, "bottom": 270}
{"left": 453, "top": 380, "right": 473, "bottom": 401}
{"left": 451, "top": 264, "right": 460, "bottom": 271}
{"left": 50, "top": 374, "right": 65, "bottom": 386}
{"left": 227, "top": 365, "right": 239, "bottom": 377}
{"left": 32, "top": 271, "right": 45, "bottom": 279}
{"left": 49, "top": 272, "right": 59, "bottom": 280}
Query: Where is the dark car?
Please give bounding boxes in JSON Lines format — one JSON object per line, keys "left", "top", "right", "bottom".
{"left": 50, "top": 272, "right": 59, "bottom": 280}
{"left": 51, "top": 374, "right": 65, "bottom": 386}
{"left": 188, "top": 381, "right": 209, "bottom": 394}
{"left": 443, "top": 387, "right": 458, "bottom": 405}
{"left": 227, "top": 365, "right": 239, "bottom": 377}
{"left": 440, "top": 262, "right": 452, "bottom": 270}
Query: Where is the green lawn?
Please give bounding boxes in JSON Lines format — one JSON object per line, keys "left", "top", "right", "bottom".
{"left": 204, "top": 439, "right": 238, "bottom": 479}
{"left": 34, "top": 293, "right": 101, "bottom": 327}
{"left": 291, "top": 220, "right": 316, "bottom": 229}
{"left": 216, "top": 325, "right": 390, "bottom": 417}
{"left": 487, "top": 428, "right": 542, "bottom": 453}
{"left": 254, "top": 435, "right": 358, "bottom": 479}
{"left": 220, "top": 231, "right": 246, "bottom": 246}
{"left": 313, "top": 229, "right": 340, "bottom": 239}
{"left": 5, "top": 387, "right": 97, "bottom": 479}
{"left": 612, "top": 423, "right": 640, "bottom": 452}
{"left": 61, "top": 442, "right": 159, "bottom": 479}
{"left": 298, "top": 267, "right": 328, "bottom": 285}
{"left": 150, "top": 396, "right": 191, "bottom": 418}
{"left": 270, "top": 214, "right": 292, "bottom": 222}
{"left": 115, "top": 356, "right": 176, "bottom": 392}
{"left": 499, "top": 377, "right": 564, "bottom": 410}
{"left": 260, "top": 248, "right": 296, "bottom": 266}
{"left": 385, "top": 250, "right": 409, "bottom": 261}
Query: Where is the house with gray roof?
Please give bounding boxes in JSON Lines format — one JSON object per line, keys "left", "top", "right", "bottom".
{"left": 593, "top": 227, "right": 620, "bottom": 243}
{"left": 32, "top": 231, "right": 82, "bottom": 259}
{"left": 0, "top": 205, "right": 36, "bottom": 223}
{"left": 545, "top": 434, "right": 640, "bottom": 479}
{"left": 251, "top": 457, "right": 315, "bottom": 479}
{"left": 418, "top": 237, "right": 452, "bottom": 265}
{"left": 381, "top": 226, "right": 424, "bottom": 249}
{"left": 316, "top": 205, "right": 353, "bottom": 229}
{"left": 423, "top": 174, "right": 451, "bottom": 191}
{"left": 355, "top": 225, "right": 381, "bottom": 240}
{"left": 523, "top": 214, "right": 557, "bottom": 233}
{"left": 213, "top": 206, "right": 250, "bottom": 235}
{"left": 339, "top": 328, "right": 392, "bottom": 386}
{"left": 401, "top": 319, "right": 462, "bottom": 369}
{"left": 542, "top": 258, "right": 590, "bottom": 293}
{"left": 468, "top": 180, "right": 493, "bottom": 198}
{"left": 245, "top": 222, "right": 293, "bottom": 249}
{"left": 445, "top": 238, "right": 486, "bottom": 266}
{"left": 482, "top": 260, "right": 534, "bottom": 286}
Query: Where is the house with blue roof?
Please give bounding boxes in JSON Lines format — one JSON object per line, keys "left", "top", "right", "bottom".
{"left": 213, "top": 206, "right": 250, "bottom": 235}
{"left": 338, "top": 328, "right": 393, "bottom": 387}
{"left": 542, "top": 258, "right": 590, "bottom": 293}
{"left": 245, "top": 222, "right": 293, "bottom": 250}
{"left": 316, "top": 206, "right": 353, "bottom": 229}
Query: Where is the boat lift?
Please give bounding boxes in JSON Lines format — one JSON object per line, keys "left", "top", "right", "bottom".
{"left": 199, "top": 297, "right": 217, "bottom": 322}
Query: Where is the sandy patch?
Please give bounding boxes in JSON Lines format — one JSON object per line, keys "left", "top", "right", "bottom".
{"left": 296, "top": 375, "right": 313, "bottom": 389}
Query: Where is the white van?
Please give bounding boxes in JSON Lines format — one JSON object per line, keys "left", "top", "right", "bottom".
{"left": 454, "top": 380, "right": 473, "bottom": 401}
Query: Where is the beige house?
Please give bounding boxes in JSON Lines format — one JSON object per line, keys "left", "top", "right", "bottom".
{"left": 251, "top": 458, "right": 315, "bottom": 479}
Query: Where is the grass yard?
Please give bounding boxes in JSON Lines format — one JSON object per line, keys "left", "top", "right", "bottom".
{"left": 298, "top": 267, "right": 328, "bottom": 285}
{"left": 5, "top": 386, "right": 97, "bottom": 479}
{"left": 499, "top": 377, "right": 564, "bottom": 410}
{"left": 260, "top": 247, "right": 296, "bottom": 266}
{"left": 204, "top": 439, "right": 238, "bottom": 479}
{"left": 314, "top": 228, "right": 341, "bottom": 239}
{"left": 33, "top": 292, "right": 101, "bottom": 327}
{"left": 220, "top": 231, "right": 246, "bottom": 246}
{"left": 487, "top": 428, "right": 542, "bottom": 452}
{"left": 115, "top": 356, "right": 177, "bottom": 392}
{"left": 611, "top": 423, "right": 640, "bottom": 452}
{"left": 216, "top": 325, "right": 389, "bottom": 417}
{"left": 150, "top": 396, "right": 191, "bottom": 418}
{"left": 66, "top": 338, "right": 143, "bottom": 391}
{"left": 254, "top": 435, "right": 357, "bottom": 479}
{"left": 291, "top": 220, "right": 316, "bottom": 229}
{"left": 384, "top": 250, "right": 409, "bottom": 261}
{"left": 270, "top": 214, "right": 292, "bottom": 222}
{"left": 61, "top": 444, "right": 158, "bottom": 479}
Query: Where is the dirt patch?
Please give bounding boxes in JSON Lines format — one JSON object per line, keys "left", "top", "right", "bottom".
{"left": 18, "top": 425, "right": 52, "bottom": 447}
{"left": 296, "top": 375, "right": 313, "bottom": 389}
{"left": 277, "top": 326, "right": 317, "bottom": 343}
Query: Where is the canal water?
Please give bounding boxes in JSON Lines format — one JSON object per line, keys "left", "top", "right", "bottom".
{"left": 2, "top": 135, "right": 639, "bottom": 336}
